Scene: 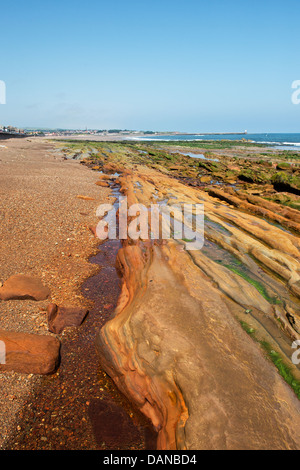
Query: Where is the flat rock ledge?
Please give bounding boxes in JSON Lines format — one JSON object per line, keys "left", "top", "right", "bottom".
{"left": 0, "top": 329, "right": 60, "bottom": 375}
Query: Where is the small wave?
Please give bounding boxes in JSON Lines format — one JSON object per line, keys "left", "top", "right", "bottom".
{"left": 126, "top": 137, "right": 207, "bottom": 142}
{"left": 282, "top": 142, "right": 300, "bottom": 146}
{"left": 256, "top": 140, "right": 300, "bottom": 146}
{"left": 125, "top": 136, "right": 300, "bottom": 147}
{"left": 253, "top": 140, "right": 280, "bottom": 145}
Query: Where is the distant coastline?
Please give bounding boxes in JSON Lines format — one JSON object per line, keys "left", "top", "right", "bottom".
{"left": 0, "top": 132, "right": 28, "bottom": 140}
{"left": 2, "top": 130, "right": 300, "bottom": 152}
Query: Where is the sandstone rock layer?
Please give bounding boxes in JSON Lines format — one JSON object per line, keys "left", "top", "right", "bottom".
{"left": 95, "top": 159, "right": 300, "bottom": 450}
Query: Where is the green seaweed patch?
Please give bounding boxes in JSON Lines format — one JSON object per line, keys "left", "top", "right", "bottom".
{"left": 240, "top": 322, "right": 300, "bottom": 399}
{"left": 146, "top": 140, "right": 266, "bottom": 150}
{"left": 238, "top": 169, "right": 271, "bottom": 184}
{"left": 276, "top": 162, "right": 292, "bottom": 170}
{"left": 204, "top": 216, "right": 232, "bottom": 236}
{"left": 264, "top": 194, "right": 300, "bottom": 211}
{"left": 260, "top": 341, "right": 300, "bottom": 400}
{"left": 271, "top": 172, "right": 300, "bottom": 190}
{"left": 240, "top": 320, "right": 256, "bottom": 338}
{"left": 222, "top": 263, "right": 281, "bottom": 304}
{"left": 255, "top": 159, "right": 273, "bottom": 167}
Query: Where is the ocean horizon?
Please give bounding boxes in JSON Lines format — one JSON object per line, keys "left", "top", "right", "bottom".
{"left": 129, "top": 133, "right": 300, "bottom": 151}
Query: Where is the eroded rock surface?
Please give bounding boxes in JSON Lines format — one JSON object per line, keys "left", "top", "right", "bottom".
{"left": 93, "top": 158, "right": 300, "bottom": 450}
{"left": 96, "top": 241, "right": 300, "bottom": 450}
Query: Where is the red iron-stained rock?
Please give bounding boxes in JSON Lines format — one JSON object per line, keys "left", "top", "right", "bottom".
{"left": 47, "top": 303, "right": 89, "bottom": 334}
{"left": 76, "top": 195, "right": 95, "bottom": 200}
{"left": 95, "top": 181, "right": 110, "bottom": 187}
{"left": 0, "top": 274, "right": 51, "bottom": 301}
{"left": 0, "top": 329, "right": 60, "bottom": 375}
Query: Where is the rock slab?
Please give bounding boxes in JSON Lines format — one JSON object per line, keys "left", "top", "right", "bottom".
{"left": 0, "top": 274, "right": 50, "bottom": 301}
{"left": 47, "top": 303, "right": 89, "bottom": 334}
{"left": 0, "top": 329, "right": 60, "bottom": 375}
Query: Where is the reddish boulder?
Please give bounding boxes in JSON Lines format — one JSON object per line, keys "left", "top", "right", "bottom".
{"left": 47, "top": 303, "right": 89, "bottom": 334}
{"left": 99, "top": 174, "right": 112, "bottom": 180}
{"left": 95, "top": 181, "right": 110, "bottom": 187}
{"left": 0, "top": 274, "right": 51, "bottom": 301}
{"left": 0, "top": 329, "right": 60, "bottom": 375}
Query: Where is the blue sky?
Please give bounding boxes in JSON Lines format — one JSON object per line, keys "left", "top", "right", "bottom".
{"left": 0, "top": 0, "right": 300, "bottom": 132}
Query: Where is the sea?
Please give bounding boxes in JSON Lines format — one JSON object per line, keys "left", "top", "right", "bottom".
{"left": 129, "top": 133, "right": 300, "bottom": 151}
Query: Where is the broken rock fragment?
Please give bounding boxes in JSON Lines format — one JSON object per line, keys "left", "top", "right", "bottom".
{"left": 47, "top": 303, "right": 89, "bottom": 334}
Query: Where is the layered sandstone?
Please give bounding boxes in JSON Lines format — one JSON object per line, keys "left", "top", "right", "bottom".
{"left": 95, "top": 163, "right": 300, "bottom": 450}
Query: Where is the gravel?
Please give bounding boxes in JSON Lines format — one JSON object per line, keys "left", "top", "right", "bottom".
{"left": 0, "top": 137, "right": 111, "bottom": 448}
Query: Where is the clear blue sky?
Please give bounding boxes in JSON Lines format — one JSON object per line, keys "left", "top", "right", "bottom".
{"left": 1, "top": 0, "right": 300, "bottom": 132}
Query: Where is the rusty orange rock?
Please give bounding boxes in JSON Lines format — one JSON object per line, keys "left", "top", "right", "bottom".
{"left": 95, "top": 181, "right": 110, "bottom": 187}
{"left": 0, "top": 329, "right": 60, "bottom": 375}
{"left": 76, "top": 195, "right": 95, "bottom": 201}
{"left": 0, "top": 274, "right": 50, "bottom": 301}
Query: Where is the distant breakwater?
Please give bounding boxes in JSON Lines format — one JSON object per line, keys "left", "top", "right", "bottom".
{"left": 0, "top": 132, "right": 28, "bottom": 140}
